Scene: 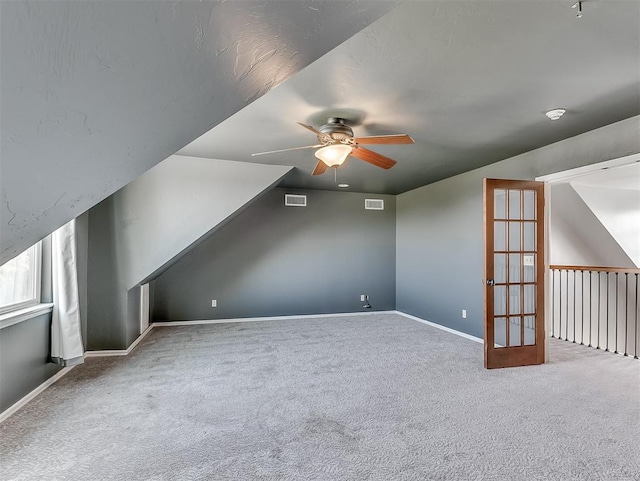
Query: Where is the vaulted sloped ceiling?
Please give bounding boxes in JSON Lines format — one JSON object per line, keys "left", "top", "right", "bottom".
{"left": 0, "top": 0, "right": 396, "bottom": 264}
{"left": 181, "top": 1, "right": 640, "bottom": 194}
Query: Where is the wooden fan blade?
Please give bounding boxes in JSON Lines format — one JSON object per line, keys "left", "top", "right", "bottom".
{"left": 251, "top": 144, "right": 322, "bottom": 156}
{"left": 312, "top": 160, "right": 328, "bottom": 176}
{"left": 297, "top": 122, "right": 331, "bottom": 142}
{"left": 350, "top": 146, "right": 397, "bottom": 169}
{"left": 297, "top": 122, "right": 324, "bottom": 136}
{"left": 354, "top": 134, "right": 414, "bottom": 145}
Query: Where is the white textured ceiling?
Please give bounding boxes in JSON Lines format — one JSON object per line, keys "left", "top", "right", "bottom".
{"left": 0, "top": 0, "right": 395, "bottom": 264}
{"left": 180, "top": 1, "right": 640, "bottom": 194}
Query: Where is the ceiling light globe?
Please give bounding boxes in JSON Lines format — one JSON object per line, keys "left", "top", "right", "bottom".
{"left": 315, "top": 144, "right": 353, "bottom": 167}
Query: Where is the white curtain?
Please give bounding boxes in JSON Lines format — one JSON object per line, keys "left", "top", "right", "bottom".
{"left": 51, "top": 220, "right": 84, "bottom": 366}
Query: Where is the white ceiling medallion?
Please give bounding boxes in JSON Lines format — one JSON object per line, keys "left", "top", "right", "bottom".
{"left": 545, "top": 109, "right": 567, "bottom": 121}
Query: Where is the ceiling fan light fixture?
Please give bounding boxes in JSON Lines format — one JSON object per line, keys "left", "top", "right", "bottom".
{"left": 545, "top": 108, "right": 566, "bottom": 121}
{"left": 314, "top": 144, "right": 353, "bottom": 167}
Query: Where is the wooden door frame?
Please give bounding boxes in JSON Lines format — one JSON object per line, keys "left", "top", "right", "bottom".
{"left": 483, "top": 178, "right": 546, "bottom": 369}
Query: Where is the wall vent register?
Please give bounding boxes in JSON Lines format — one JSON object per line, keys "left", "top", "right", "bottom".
{"left": 284, "top": 194, "right": 307, "bottom": 207}
{"left": 365, "top": 199, "right": 384, "bottom": 210}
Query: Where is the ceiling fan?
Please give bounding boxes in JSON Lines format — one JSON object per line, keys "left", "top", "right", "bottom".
{"left": 251, "top": 117, "right": 414, "bottom": 175}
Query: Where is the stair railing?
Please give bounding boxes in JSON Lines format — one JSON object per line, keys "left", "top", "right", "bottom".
{"left": 550, "top": 265, "right": 640, "bottom": 359}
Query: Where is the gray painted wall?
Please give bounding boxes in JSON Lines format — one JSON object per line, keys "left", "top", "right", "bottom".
{"left": 152, "top": 188, "right": 396, "bottom": 321}
{"left": 396, "top": 116, "right": 640, "bottom": 339}
{"left": 0, "top": 234, "right": 62, "bottom": 415}
{"left": 75, "top": 212, "right": 89, "bottom": 346}
{"left": 112, "top": 155, "right": 292, "bottom": 290}
{"left": 0, "top": 313, "right": 61, "bottom": 412}
{"left": 87, "top": 198, "right": 125, "bottom": 350}
{"left": 1, "top": 214, "right": 90, "bottom": 413}
{"left": 86, "top": 157, "right": 291, "bottom": 349}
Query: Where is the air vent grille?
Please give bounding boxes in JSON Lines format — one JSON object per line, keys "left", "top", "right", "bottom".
{"left": 365, "top": 199, "right": 384, "bottom": 210}
{"left": 285, "top": 194, "right": 307, "bottom": 207}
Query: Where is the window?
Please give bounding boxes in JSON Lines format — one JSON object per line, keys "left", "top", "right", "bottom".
{"left": 0, "top": 243, "right": 41, "bottom": 314}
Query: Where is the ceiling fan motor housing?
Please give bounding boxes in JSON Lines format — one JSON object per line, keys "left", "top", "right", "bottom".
{"left": 319, "top": 117, "right": 354, "bottom": 143}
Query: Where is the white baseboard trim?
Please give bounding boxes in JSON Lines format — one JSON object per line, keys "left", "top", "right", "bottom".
{"left": 153, "top": 310, "right": 397, "bottom": 327}
{"left": 394, "top": 310, "right": 484, "bottom": 344}
{"left": 1, "top": 326, "right": 156, "bottom": 422}
{"left": 0, "top": 366, "right": 75, "bottom": 424}
{"left": 84, "top": 325, "right": 155, "bottom": 358}
{"left": 84, "top": 311, "right": 394, "bottom": 355}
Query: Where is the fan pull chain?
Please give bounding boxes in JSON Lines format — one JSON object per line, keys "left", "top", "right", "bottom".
{"left": 334, "top": 167, "right": 337, "bottom": 183}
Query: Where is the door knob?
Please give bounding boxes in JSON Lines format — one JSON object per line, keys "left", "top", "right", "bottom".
{"left": 486, "top": 279, "right": 495, "bottom": 286}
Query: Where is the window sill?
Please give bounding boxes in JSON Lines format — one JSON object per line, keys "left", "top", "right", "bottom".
{"left": 0, "top": 304, "right": 54, "bottom": 330}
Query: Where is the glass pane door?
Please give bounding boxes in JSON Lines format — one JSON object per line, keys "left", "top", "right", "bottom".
{"left": 484, "top": 179, "right": 545, "bottom": 369}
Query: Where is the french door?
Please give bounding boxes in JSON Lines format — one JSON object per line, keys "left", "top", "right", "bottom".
{"left": 484, "top": 179, "right": 545, "bottom": 369}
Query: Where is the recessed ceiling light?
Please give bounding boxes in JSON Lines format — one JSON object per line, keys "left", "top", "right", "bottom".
{"left": 337, "top": 183, "right": 349, "bottom": 188}
{"left": 545, "top": 109, "right": 566, "bottom": 121}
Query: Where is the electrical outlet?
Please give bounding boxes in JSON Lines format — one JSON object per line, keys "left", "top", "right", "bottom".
{"left": 462, "top": 309, "right": 467, "bottom": 318}
{"left": 211, "top": 300, "right": 217, "bottom": 308}
{"left": 361, "top": 294, "right": 366, "bottom": 301}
